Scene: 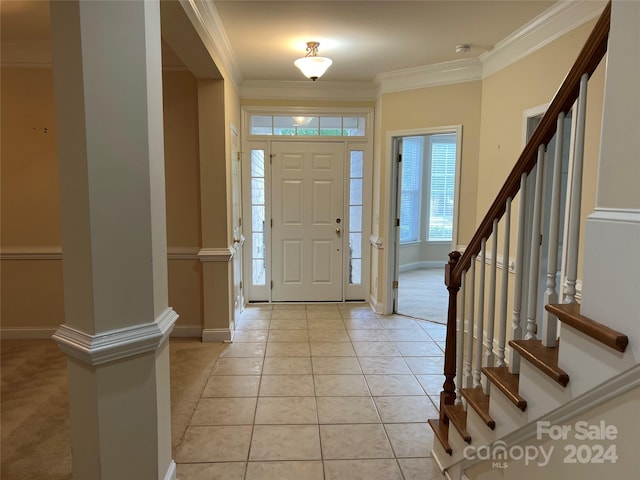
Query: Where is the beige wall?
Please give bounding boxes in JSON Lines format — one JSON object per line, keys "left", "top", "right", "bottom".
{"left": 0, "top": 66, "right": 206, "bottom": 332}
{"left": 163, "top": 69, "right": 204, "bottom": 329}
{"left": 1, "top": 67, "right": 64, "bottom": 331}
{"left": 476, "top": 19, "right": 602, "bottom": 228}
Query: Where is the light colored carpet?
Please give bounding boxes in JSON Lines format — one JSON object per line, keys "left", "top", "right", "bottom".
{"left": 397, "top": 268, "right": 448, "bottom": 324}
{"left": 0, "top": 338, "right": 223, "bottom": 480}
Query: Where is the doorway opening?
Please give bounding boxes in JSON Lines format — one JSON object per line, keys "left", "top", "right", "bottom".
{"left": 241, "top": 108, "right": 373, "bottom": 304}
{"left": 521, "top": 106, "right": 575, "bottom": 335}
{"left": 389, "top": 127, "right": 462, "bottom": 323}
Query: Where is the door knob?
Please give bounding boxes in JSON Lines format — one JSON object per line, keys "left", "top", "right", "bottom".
{"left": 336, "top": 228, "right": 341, "bottom": 235}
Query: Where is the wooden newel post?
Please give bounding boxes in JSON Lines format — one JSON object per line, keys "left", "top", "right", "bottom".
{"left": 440, "top": 250, "right": 461, "bottom": 422}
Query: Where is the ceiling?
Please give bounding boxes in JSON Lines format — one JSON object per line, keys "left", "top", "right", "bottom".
{"left": 1, "top": 0, "right": 561, "bottom": 83}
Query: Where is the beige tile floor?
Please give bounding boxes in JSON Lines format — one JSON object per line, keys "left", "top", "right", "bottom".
{"left": 175, "top": 303, "right": 448, "bottom": 480}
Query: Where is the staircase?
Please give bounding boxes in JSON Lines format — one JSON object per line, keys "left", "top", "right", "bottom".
{"left": 429, "top": 3, "right": 639, "bottom": 478}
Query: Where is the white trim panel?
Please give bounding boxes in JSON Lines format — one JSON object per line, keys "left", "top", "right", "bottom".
{"left": 52, "top": 308, "right": 178, "bottom": 366}
{"left": 198, "top": 247, "right": 234, "bottom": 262}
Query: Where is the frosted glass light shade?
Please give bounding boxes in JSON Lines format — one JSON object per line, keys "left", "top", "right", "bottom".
{"left": 294, "top": 56, "right": 333, "bottom": 81}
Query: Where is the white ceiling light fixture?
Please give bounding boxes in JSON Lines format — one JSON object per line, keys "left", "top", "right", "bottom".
{"left": 294, "top": 41, "right": 332, "bottom": 81}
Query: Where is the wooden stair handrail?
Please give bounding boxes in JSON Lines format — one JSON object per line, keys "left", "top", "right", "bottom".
{"left": 451, "top": 1, "right": 611, "bottom": 283}
{"left": 436, "top": 2, "right": 611, "bottom": 422}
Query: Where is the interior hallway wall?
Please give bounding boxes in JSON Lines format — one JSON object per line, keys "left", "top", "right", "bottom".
{"left": 0, "top": 66, "right": 206, "bottom": 334}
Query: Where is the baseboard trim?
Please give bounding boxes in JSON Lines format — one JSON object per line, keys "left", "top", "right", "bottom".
{"left": 0, "top": 327, "right": 58, "bottom": 340}
{"left": 202, "top": 327, "right": 233, "bottom": 343}
{"left": 369, "top": 294, "right": 384, "bottom": 314}
{"left": 52, "top": 308, "right": 179, "bottom": 366}
{"left": 398, "top": 261, "right": 444, "bottom": 272}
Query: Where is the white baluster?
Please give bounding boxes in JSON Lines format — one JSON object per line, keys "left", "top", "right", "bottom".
{"left": 565, "top": 74, "right": 588, "bottom": 304}
{"left": 476, "top": 239, "right": 486, "bottom": 391}
{"left": 510, "top": 173, "right": 527, "bottom": 374}
{"left": 525, "top": 145, "right": 546, "bottom": 340}
{"left": 497, "top": 197, "right": 512, "bottom": 367}
{"left": 456, "top": 273, "right": 466, "bottom": 403}
{"left": 542, "top": 112, "right": 565, "bottom": 347}
{"left": 465, "top": 261, "right": 476, "bottom": 388}
{"left": 485, "top": 220, "right": 498, "bottom": 371}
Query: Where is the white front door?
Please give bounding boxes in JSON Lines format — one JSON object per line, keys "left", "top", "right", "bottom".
{"left": 271, "top": 141, "right": 344, "bottom": 301}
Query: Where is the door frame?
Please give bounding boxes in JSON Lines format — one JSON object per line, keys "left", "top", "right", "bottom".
{"left": 385, "top": 126, "right": 463, "bottom": 315}
{"left": 240, "top": 106, "right": 374, "bottom": 303}
{"left": 230, "top": 124, "right": 244, "bottom": 327}
{"left": 521, "top": 104, "right": 578, "bottom": 330}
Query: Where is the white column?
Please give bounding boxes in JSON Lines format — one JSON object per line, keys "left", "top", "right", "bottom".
{"left": 581, "top": 0, "right": 640, "bottom": 356}
{"left": 49, "top": 2, "right": 176, "bottom": 479}
{"left": 197, "top": 80, "right": 235, "bottom": 342}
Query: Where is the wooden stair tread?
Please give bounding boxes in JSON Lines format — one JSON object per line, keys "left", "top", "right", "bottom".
{"left": 546, "top": 303, "right": 628, "bottom": 352}
{"left": 460, "top": 387, "right": 495, "bottom": 430}
{"left": 428, "top": 418, "right": 452, "bottom": 455}
{"left": 443, "top": 404, "right": 471, "bottom": 443}
{"left": 509, "top": 339, "right": 569, "bottom": 387}
{"left": 482, "top": 367, "right": 527, "bottom": 411}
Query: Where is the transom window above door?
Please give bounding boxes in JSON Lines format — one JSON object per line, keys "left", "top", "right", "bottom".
{"left": 249, "top": 114, "right": 366, "bottom": 137}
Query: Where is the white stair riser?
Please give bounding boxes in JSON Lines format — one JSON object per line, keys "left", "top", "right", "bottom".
{"left": 487, "top": 386, "right": 528, "bottom": 438}
{"left": 464, "top": 405, "right": 497, "bottom": 446}
{"left": 558, "top": 324, "right": 634, "bottom": 397}
{"left": 517, "top": 361, "right": 571, "bottom": 419}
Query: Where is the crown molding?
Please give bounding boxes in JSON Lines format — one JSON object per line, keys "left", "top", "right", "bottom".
{"left": 179, "top": 0, "right": 243, "bottom": 87}
{"left": 240, "top": 80, "right": 377, "bottom": 102}
{"left": 375, "top": 58, "right": 482, "bottom": 95}
{"left": 1, "top": 0, "right": 607, "bottom": 99}
{"left": 480, "top": 0, "right": 607, "bottom": 79}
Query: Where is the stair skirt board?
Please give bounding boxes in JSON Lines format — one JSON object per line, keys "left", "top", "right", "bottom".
{"left": 431, "top": 363, "right": 640, "bottom": 477}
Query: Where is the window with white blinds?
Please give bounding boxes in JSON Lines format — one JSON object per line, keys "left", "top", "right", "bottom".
{"left": 428, "top": 135, "right": 456, "bottom": 241}
{"left": 399, "top": 133, "right": 456, "bottom": 244}
{"left": 399, "top": 136, "right": 423, "bottom": 243}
